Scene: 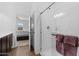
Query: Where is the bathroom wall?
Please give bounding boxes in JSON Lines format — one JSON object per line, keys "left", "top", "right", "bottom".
{"left": 0, "top": 2, "right": 16, "bottom": 48}
{"left": 16, "top": 2, "right": 32, "bottom": 17}
{"left": 54, "top": 2, "right": 79, "bottom": 36}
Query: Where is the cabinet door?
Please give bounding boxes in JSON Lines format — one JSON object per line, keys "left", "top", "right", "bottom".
{"left": 7, "top": 35, "right": 10, "bottom": 52}
{"left": 1, "top": 36, "right": 7, "bottom": 53}
{"left": 9, "top": 34, "right": 12, "bottom": 50}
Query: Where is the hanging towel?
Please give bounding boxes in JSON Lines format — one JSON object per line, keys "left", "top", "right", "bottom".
{"left": 64, "top": 35, "right": 78, "bottom": 47}
{"left": 56, "top": 40, "right": 64, "bottom": 55}
{"left": 64, "top": 43, "right": 77, "bottom": 56}
{"left": 56, "top": 34, "right": 64, "bottom": 55}
{"left": 56, "top": 34, "right": 64, "bottom": 42}
{"left": 78, "top": 39, "right": 79, "bottom": 47}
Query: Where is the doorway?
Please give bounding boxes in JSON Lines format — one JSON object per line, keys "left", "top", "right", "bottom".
{"left": 16, "top": 16, "right": 30, "bottom": 46}
{"left": 15, "top": 16, "right": 30, "bottom": 55}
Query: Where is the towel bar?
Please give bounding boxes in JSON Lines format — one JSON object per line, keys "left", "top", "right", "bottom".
{"left": 51, "top": 33, "right": 56, "bottom": 36}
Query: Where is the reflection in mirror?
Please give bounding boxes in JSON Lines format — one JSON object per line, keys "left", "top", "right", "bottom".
{"left": 17, "top": 23, "right": 23, "bottom": 30}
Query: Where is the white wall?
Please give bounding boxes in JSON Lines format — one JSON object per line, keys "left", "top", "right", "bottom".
{"left": 0, "top": 2, "right": 16, "bottom": 48}
{"left": 16, "top": 2, "right": 32, "bottom": 17}
{"left": 54, "top": 2, "right": 79, "bottom": 36}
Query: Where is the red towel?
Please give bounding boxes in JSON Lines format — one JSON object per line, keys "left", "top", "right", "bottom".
{"left": 64, "top": 43, "right": 77, "bottom": 56}
{"left": 78, "top": 39, "right": 79, "bottom": 46}
{"left": 56, "top": 40, "right": 64, "bottom": 55}
{"left": 56, "top": 34, "right": 64, "bottom": 42}
{"left": 56, "top": 34, "right": 78, "bottom": 56}
{"left": 64, "top": 35, "right": 78, "bottom": 47}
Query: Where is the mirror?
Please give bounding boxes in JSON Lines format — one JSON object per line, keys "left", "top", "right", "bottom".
{"left": 17, "top": 23, "right": 23, "bottom": 30}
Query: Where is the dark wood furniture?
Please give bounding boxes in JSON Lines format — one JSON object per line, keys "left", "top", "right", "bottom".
{"left": 0, "top": 33, "right": 13, "bottom": 56}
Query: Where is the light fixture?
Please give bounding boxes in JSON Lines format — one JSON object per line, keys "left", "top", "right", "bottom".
{"left": 16, "top": 16, "right": 27, "bottom": 20}
{"left": 54, "top": 12, "right": 64, "bottom": 18}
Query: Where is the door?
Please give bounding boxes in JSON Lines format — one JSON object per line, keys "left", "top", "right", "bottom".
{"left": 1, "top": 36, "right": 7, "bottom": 55}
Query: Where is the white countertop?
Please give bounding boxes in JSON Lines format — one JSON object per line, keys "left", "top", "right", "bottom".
{"left": 0, "top": 32, "right": 12, "bottom": 38}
